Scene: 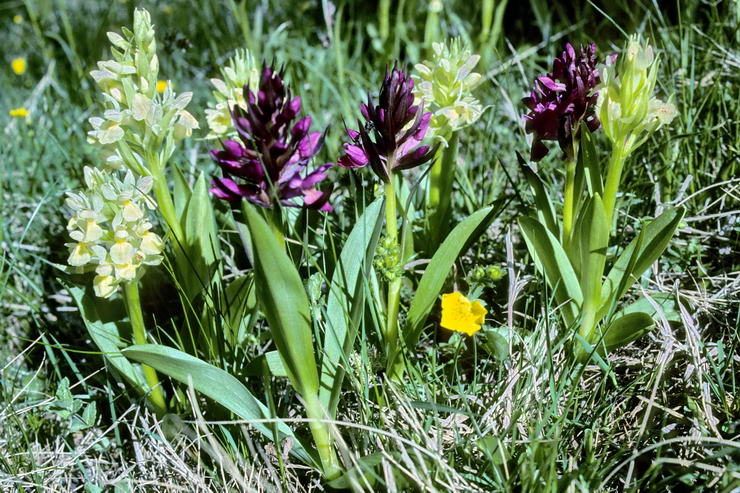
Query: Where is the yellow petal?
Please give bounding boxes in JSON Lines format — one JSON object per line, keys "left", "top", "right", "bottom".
{"left": 83, "top": 219, "right": 104, "bottom": 242}
{"left": 156, "top": 80, "right": 168, "bottom": 94}
{"left": 471, "top": 300, "right": 487, "bottom": 326}
{"left": 11, "top": 57, "right": 26, "bottom": 75}
{"left": 440, "top": 291, "right": 485, "bottom": 336}
{"left": 9, "top": 107, "right": 29, "bottom": 118}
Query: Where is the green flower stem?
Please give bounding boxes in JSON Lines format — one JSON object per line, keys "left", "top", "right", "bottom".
{"left": 384, "top": 173, "right": 401, "bottom": 356}
{"left": 602, "top": 143, "right": 628, "bottom": 228}
{"left": 303, "top": 394, "right": 341, "bottom": 480}
{"left": 151, "top": 166, "right": 184, "bottom": 243}
{"left": 562, "top": 158, "right": 577, "bottom": 247}
{"left": 123, "top": 282, "right": 166, "bottom": 415}
{"left": 428, "top": 147, "right": 445, "bottom": 208}
{"left": 429, "top": 133, "right": 459, "bottom": 246}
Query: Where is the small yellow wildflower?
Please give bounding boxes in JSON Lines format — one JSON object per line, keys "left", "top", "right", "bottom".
{"left": 9, "top": 107, "right": 29, "bottom": 118}
{"left": 156, "top": 80, "right": 168, "bottom": 94}
{"left": 13, "top": 15, "right": 24, "bottom": 24}
{"left": 440, "top": 292, "right": 487, "bottom": 336}
{"left": 11, "top": 57, "right": 26, "bottom": 75}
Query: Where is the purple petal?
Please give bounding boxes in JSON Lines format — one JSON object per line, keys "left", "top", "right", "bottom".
{"left": 301, "top": 163, "right": 332, "bottom": 188}
{"left": 302, "top": 188, "right": 333, "bottom": 212}
{"left": 210, "top": 178, "right": 243, "bottom": 202}
{"left": 298, "top": 131, "right": 322, "bottom": 159}
{"left": 291, "top": 116, "right": 312, "bottom": 140}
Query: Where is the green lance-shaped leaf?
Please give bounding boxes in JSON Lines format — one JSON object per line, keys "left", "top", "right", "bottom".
{"left": 243, "top": 350, "right": 288, "bottom": 377}
{"left": 601, "top": 312, "right": 655, "bottom": 351}
{"left": 122, "top": 344, "right": 316, "bottom": 467}
{"left": 320, "top": 198, "right": 384, "bottom": 414}
{"left": 575, "top": 195, "right": 609, "bottom": 348}
{"left": 178, "top": 172, "right": 223, "bottom": 300}
{"left": 243, "top": 202, "right": 341, "bottom": 478}
{"left": 242, "top": 202, "right": 319, "bottom": 397}
{"left": 518, "top": 153, "right": 559, "bottom": 237}
{"left": 598, "top": 207, "right": 685, "bottom": 321}
{"left": 519, "top": 216, "right": 583, "bottom": 327}
{"left": 617, "top": 292, "right": 681, "bottom": 323}
{"left": 578, "top": 195, "right": 609, "bottom": 312}
{"left": 399, "top": 205, "right": 499, "bottom": 361}
{"left": 66, "top": 284, "right": 147, "bottom": 392}
{"left": 172, "top": 163, "right": 191, "bottom": 221}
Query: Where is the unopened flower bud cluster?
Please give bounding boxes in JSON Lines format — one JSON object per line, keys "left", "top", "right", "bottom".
{"left": 65, "top": 166, "right": 163, "bottom": 298}
{"left": 596, "top": 35, "right": 678, "bottom": 155}
{"left": 374, "top": 236, "right": 402, "bottom": 282}
{"left": 88, "top": 8, "right": 198, "bottom": 173}
{"left": 413, "top": 39, "right": 484, "bottom": 143}
{"left": 205, "top": 49, "right": 260, "bottom": 138}
{"left": 469, "top": 265, "right": 506, "bottom": 286}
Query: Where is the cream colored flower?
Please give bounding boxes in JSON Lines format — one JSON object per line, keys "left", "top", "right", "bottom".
{"left": 88, "top": 8, "right": 198, "bottom": 174}
{"left": 413, "top": 39, "right": 484, "bottom": 142}
{"left": 596, "top": 35, "right": 677, "bottom": 155}
{"left": 206, "top": 49, "right": 259, "bottom": 138}
{"left": 65, "top": 166, "right": 164, "bottom": 298}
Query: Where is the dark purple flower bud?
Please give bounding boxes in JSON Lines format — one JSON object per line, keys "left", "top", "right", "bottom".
{"left": 209, "top": 63, "right": 333, "bottom": 211}
{"left": 337, "top": 65, "right": 439, "bottom": 182}
{"left": 522, "top": 43, "right": 601, "bottom": 161}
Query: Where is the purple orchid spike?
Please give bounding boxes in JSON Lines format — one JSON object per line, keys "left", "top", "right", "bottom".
{"left": 337, "top": 65, "right": 438, "bottom": 182}
{"left": 209, "top": 64, "right": 333, "bottom": 211}
{"left": 522, "top": 43, "right": 601, "bottom": 161}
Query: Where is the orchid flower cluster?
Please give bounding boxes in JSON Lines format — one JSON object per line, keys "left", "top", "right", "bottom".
{"left": 209, "top": 64, "right": 333, "bottom": 212}
{"left": 413, "top": 39, "right": 484, "bottom": 143}
{"left": 205, "top": 49, "right": 260, "bottom": 139}
{"left": 88, "top": 9, "right": 198, "bottom": 175}
{"left": 65, "top": 167, "right": 163, "bottom": 299}
{"left": 338, "top": 65, "right": 437, "bottom": 180}
{"left": 523, "top": 43, "right": 601, "bottom": 161}
{"left": 597, "top": 35, "right": 678, "bottom": 158}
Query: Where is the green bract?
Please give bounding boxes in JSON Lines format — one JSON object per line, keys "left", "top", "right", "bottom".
{"left": 413, "top": 39, "right": 484, "bottom": 142}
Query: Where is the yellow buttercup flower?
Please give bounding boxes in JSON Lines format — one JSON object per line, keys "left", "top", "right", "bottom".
{"left": 440, "top": 292, "right": 487, "bottom": 336}
{"left": 156, "top": 80, "right": 168, "bottom": 94}
{"left": 13, "top": 15, "right": 24, "bottom": 24}
{"left": 9, "top": 107, "right": 29, "bottom": 118}
{"left": 11, "top": 57, "right": 26, "bottom": 75}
